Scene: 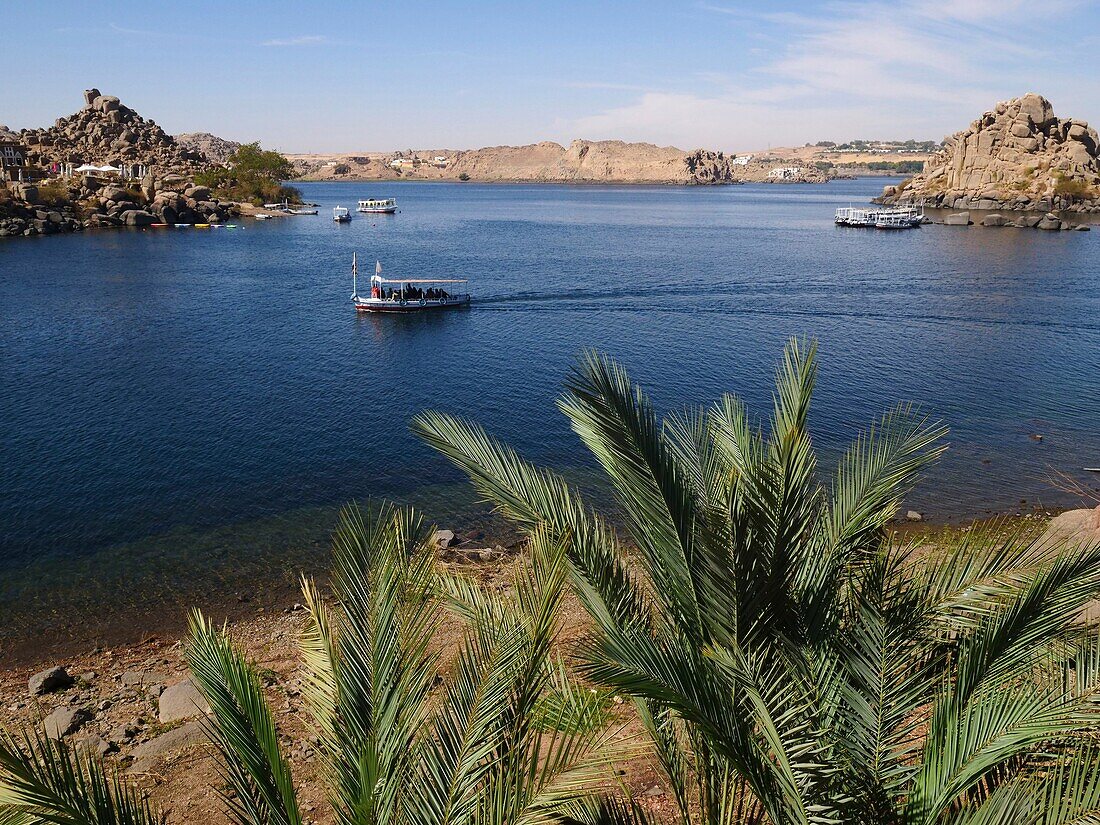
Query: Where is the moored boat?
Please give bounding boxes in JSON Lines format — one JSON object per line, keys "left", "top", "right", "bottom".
{"left": 333, "top": 206, "right": 352, "bottom": 223}
{"left": 836, "top": 203, "right": 924, "bottom": 229}
{"left": 357, "top": 197, "right": 397, "bottom": 214}
{"left": 350, "top": 255, "right": 470, "bottom": 313}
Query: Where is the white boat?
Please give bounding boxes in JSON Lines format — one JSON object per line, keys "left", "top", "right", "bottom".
{"left": 254, "top": 213, "right": 273, "bottom": 220}
{"left": 836, "top": 203, "right": 924, "bottom": 229}
{"left": 333, "top": 206, "right": 352, "bottom": 223}
{"left": 357, "top": 198, "right": 397, "bottom": 214}
{"left": 289, "top": 207, "right": 318, "bottom": 216}
{"left": 350, "top": 255, "right": 470, "bottom": 313}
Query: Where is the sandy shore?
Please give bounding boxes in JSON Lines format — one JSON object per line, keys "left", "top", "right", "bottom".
{"left": 2, "top": 507, "right": 1094, "bottom": 824}
{"left": 0, "top": 546, "right": 672, "bottom": 825}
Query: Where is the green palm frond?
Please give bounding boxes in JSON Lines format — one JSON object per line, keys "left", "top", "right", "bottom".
{"left": 316, "top": 503, "right": 439, "bottom": 825}
{"left": 559, "top": 351, "right": 711, "bottom": 645}
{"left": 412, "top": 410, "right": 651, "bottom": 636}
{"left": 186, "top": 610, "right": 302, "bottom": 825}
{"left": 0, "top": 728, "right": 163, "bottom": 825}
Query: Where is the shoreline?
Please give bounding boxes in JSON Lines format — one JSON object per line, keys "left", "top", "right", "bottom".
{"left": 0, "top": 505, "right": 1071, "bottom": 671}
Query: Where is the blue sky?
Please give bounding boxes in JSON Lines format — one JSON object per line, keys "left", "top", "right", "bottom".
{"left": 2, "top": 0, "right": 1098, "bottom": 152}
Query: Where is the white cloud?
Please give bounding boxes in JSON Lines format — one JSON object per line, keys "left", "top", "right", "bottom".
{"left": 261, "top": 35, "right": 328, "bottom": 47}
{"left": 567, "top": 0, "right": 1091, "bottom": 150}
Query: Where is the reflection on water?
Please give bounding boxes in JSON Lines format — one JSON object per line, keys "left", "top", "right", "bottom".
{"left": 1, "top": 178, "right": 1098, "bottom": 643}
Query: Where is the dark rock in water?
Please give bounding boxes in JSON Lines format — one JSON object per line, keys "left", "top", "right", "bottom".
{"left": 29, "top": 666, "right": 73, "bottom": 696}
{"left": 1074, "top": 224, "right": 1091, "bottom": 230}
{"left": 121, "top": 209, "right": 156, "bottom": 226}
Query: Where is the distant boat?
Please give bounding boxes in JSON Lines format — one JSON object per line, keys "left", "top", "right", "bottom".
{"left": 350, "top": 255, "right": 470, "bottom": 313}
{"left": 835, "top": 204, "right": 923, "bottom": 228}
{"left": 333, "top": 206, "right": 352, "bottom": 223}
{"left": 254, "top": 214, "right": 273, "bottom": 220}
{"left": 357, "top": 198, "right": 397, "bottom": 214}
{"left": 288, "top": 207, "right": 318, "bottom": 216}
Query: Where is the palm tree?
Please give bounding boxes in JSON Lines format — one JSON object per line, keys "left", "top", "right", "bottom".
{"left": 0, "top": 727, "right": 163, "bottom": 824}
{"left": 186, "top": 502, "right": 630, "bottom": 825}
{"left": 414, "top": 338, "right": 1100, "bottom": 825}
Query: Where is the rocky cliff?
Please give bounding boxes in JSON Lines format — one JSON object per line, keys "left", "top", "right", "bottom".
{"left": 878, "top": 93, "right": 1100, "bottom": 213}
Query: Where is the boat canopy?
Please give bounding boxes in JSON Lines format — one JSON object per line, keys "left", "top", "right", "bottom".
{"left": 371, "top": 277, "right": 468, "bottom": 283}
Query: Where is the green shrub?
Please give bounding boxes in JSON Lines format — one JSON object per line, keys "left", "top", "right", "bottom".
{"left": 35, "top": 182, "right": 70, "bottom": 206}
{"left": 1053, "top": 172, "right": 1093, "bottom": 201}
{"left": 195, "top": 142, "right": 301, "bottom": 204}
{"left": 457, "top": 172, "right": 470, "bottom": 181}
{"left": 866, "top": 160, "right": 925, "bottom": 174}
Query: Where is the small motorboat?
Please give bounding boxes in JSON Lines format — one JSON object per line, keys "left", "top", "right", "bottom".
{"left": 254, "top": 213, "right": 273, "bottom": 220}
{"left": 350, "top": 255, "right": 470, "bottom": 313}
{"left": 333, "top": 206, "right": 352, "bottom": 223}
{"left": 288, "top": 208, "right": 318, "bottom": 216}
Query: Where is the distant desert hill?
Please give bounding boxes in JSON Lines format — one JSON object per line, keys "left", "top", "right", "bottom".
{"left": 287, "top": 139, "right": 835, "bottom": 185}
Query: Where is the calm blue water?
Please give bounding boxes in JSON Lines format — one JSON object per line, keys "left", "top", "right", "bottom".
{"left": 2, "top": 179, "right": 1099, "bottom": 613}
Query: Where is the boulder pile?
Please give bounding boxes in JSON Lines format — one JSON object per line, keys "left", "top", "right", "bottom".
{"left": 879, "top": 93, "right": 1100, "bottom": 213}
{"left": 20, "top": 88, "right": 209, "bottom": 175}
{"left": 175, "top": 132, "right": 242, "bottom": 165}
{"left": 2, "top": 90, "right": 239, "bottom": 235}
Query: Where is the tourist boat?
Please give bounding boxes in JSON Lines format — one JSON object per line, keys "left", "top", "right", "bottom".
{"left": 875, "top": 210, "right": 922, "bottom": 229}
{"left": 333, "top": 206, "right": 352, "bottom": 223}
{"left": 350, "top": 255, "right": 470, "bottom": 313}
{"left": 357, "top": 198, "right": 398, "bottom": 214}
{"left": 835, "top": 204, "right": 924, "bottom": 228}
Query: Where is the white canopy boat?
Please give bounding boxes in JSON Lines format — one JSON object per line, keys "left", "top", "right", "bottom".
{"left": 333, "top": 206, "right": 352, "bottom": 223}
{"left": 350, "top": 255, "right": 470, "bottom": 313}
{"left": 357, "top": 198, "right": 397, "bottom": 214}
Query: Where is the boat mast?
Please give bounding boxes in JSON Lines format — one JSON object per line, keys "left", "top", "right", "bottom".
{"left": 352, "top": 252, "right": 358, "bottom": 299}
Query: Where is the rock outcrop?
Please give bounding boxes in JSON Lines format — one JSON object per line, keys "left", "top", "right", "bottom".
{"left": 20, "top": 88, "right": 209, "bottom": 175}
{"left": 879, "top": 93, "right": 1100, "bottom": 213}
{"left": 175, "top": 132, "right": 241, "bottom": 165}
{"left": 2, "top": 91, "right": 240, "bottom": 236}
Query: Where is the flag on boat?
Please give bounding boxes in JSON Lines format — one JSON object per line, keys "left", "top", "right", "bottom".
{"left": 376, "top": 260, "right": 382, "bottom": 276}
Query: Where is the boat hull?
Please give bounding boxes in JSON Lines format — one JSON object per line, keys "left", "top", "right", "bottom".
{"left": 354, "top": 296, "right": 470, "bottom": 313}
{"left": 357, "top": 207, "right": 398, "bottom": 214}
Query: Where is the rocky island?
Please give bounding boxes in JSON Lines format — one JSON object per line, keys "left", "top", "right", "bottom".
{"left": 878, "top": 93, "right": 1100, "bottom": 216}
{"left": 0, "top": 90, "right": 242, "bottom": 237}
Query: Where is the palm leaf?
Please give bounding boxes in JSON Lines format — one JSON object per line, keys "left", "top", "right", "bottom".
{"left": 0, "top": 728, "right": 163, "bottom": 825}
{"left": 186, "top": 610, "right": 302, "bottom": 825}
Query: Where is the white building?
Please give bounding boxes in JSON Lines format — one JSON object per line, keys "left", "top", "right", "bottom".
{"left": 731, "top": 154, "right": 753, "bottom": 166}
{"left": 767, "top": 166, "right": 803, "bottom": 180}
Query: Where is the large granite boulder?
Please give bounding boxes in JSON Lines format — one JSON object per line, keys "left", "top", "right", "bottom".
{"left": 879, "top": 94, "right": 1100, "bottom": 213}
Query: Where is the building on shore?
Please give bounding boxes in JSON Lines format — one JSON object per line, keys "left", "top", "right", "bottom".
{"left": 767, "top": 166, "right": 803, "bottom": 180}
{"left": 0, "top": 127, "right": 39, "bottom": 183}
